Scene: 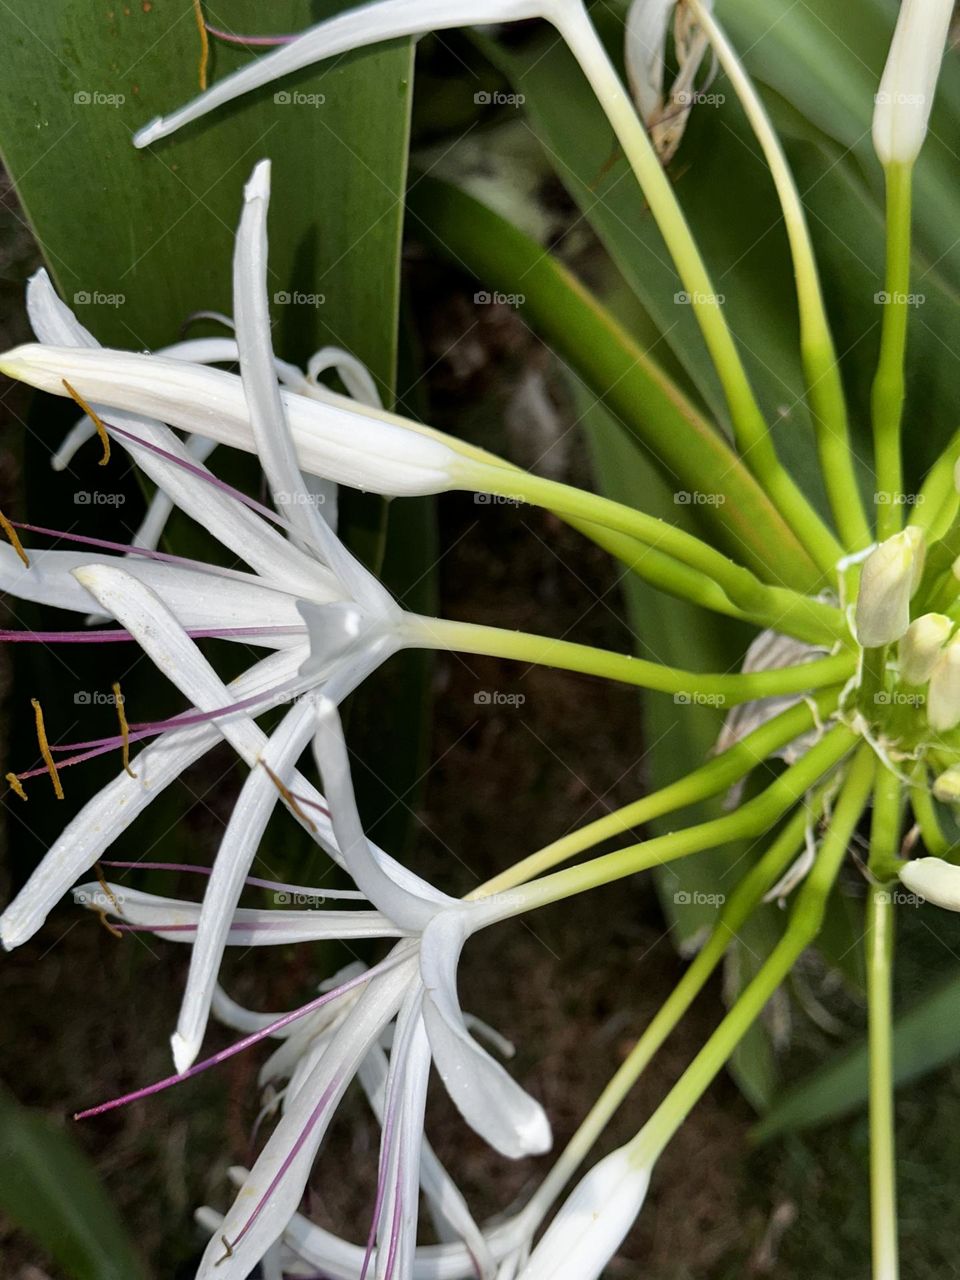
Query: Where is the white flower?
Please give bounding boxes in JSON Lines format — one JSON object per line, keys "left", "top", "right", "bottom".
{"left": 854, "top": 528, "right": 925, "bottom": 648}
{"left": 899, "top": 856, "right": 960, "bottom": 909}
{"left": 873, "top": 0, "right": 955, "bottom": 166}
{"left": 78, "top": 698, "right": 549, "bottom": 1280}
{"left": 515, "top": 1144, "right": 651, "bottom": 1280}
{"left": 928, "top": 634, "right": 960, "bottom": 732}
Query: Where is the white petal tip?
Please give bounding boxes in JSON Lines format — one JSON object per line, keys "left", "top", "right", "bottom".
{"left": 172, "top": 1030, "right": 200, "bottom": 1075}
{"left": 133, "top": 117, "right": 166, "bottom": 148}
{"left": 244, "top": 160, "right": 272, "bottom": 202}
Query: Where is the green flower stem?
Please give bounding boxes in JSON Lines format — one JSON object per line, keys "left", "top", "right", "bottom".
{"left": 551, "top": 0, "right": 843, "bottom": 577}
{"left": 909, "top": 766, "right": 948, "bottom": 856}
{"left": 859, "top": 645, "right": 889, "bottom": 717}
{"left": 409, "top": 615, "right": 855, "bottom": 702}
{"left": 872, "top": 162, "right": 914, "bottom": 539}
{"left": 689, "top": 0, "right": 869, "bottom": 553}
{"left": 473, "top": 466, "right": 847, "bottom": 645}
{"left": 409, "top": 176, "right": 824, "bottom": 593}
{"left": 910, "top": 426, "right": 960, "bottom": 539}
{"left": 867, "top": 777, "right": 901, "bottom": 1280}
{"left": 487, "top": 725, "right": 857, "bottom": 916}
{"left": 515, "top": 792, "right": 827, "bottom": 1221}
{"left": 626, "top": 745, "right": 875, "bottom": 1168}
{"left": 473, "top": 690, "right": 842, "bottom": 898}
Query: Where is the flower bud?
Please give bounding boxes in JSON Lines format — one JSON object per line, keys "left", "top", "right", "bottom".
{"left": 517, "top": 1145, "right": 651, "bottom": 1280}
{"left": 898, "top": 612, "right": 953, "bottom": 684}
{"left": 873, "top": 0, "right": 954, "bottom": 166}
{"left": 855, "top": 528, "right": 925, "bottom": 648}
{"left": 899, "top": 856, "right": 960, "bottom": 911}
{"left": 928, "top": 636, "right": 960, "bottom": 732}
{"left": 932, "top": 766, "right": 960, "bottom": 805}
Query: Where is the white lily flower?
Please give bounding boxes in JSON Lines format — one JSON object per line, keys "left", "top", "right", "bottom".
{"left": 515, "top": 1144, "right": 651, "bottom": 1280}
{"left": 79, "top": 696, "right": 548, "bottom": 1280}
{"left": 854, "top": 528, "right": 925, "bottom": 648}
{"left": 873, "top": 0, "right": 955, "bottom": 166}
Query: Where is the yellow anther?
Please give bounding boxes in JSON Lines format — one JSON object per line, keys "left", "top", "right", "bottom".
{"left": 31, "top": 698, "right": 64, "bottom": 800}
{"left": 61, "top": 379, "right": 111, "bottom": 466}
{"left": 193, "top": 0, "right": 210, "bottom": 91}
{"left": 0, "top": 508, "right": 29, "bottom": 567}
{"left": 112, "top": 682, "right": 137, "bottom": 778}
{"left": 259, "top": 759, "right": 317, "bottom": 833}
{"left": 95, "top": 861, "right": 122, "bottom": 914}
{"left": 5, "top": 772, "right": 27, "bottom": 801}
{"left": 216, "top": 1235, "right": 234, "bottom": 1265}
{"left": 96, "top": 909, "right": 123, "bottom": 940}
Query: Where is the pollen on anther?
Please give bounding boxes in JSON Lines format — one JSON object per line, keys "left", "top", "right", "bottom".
{"left": 0, "top": 508, "right": 30, "bottom": 567}
{"left": 31, "top": 698, "right": 64, "bottom": 800}
{"left": 5, "top": 772, "right": 27, "bottom": 801}
{"left": 61, "top": 379, "right": 111, "bottom": 466}
{"left": 193, "top": 0, "right": 210, "bottom": 91}
{"left": 112, "top": 681, "right": 137, "bottom": 777}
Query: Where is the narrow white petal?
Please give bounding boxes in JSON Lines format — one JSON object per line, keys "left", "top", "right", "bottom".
{"left": 517, "top": 1146, "right": 650, "bottom": 1280}
{"left": 311, "top": 698, "right": 445, "bottom": 929}
{"left": 1, "top": 343, "right": 467, "bottom": 497}
{"left": 172, "top": 699, "right": 319, "bottom": 1072}
{"left": 133, "top": 0, "right": 545, "bottom": 148}
{"left": 308, "top": 346, "right": 382, "bottom": 408}
{"left": 419, "top": 910, "right": 551, "bottom": 1159}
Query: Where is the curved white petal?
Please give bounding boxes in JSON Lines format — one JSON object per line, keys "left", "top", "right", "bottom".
{"left": 0, "top": 646, "right": 308, "bottom": 950}
{"left": 1, "top": 342, "right": 468, "bottom": 497}
{"left": 419, "top": 910, "right": 551, "bottom": 1159}
{"left": 516, "top": 1146, "right": 650, "bottom": 1280}
{"left": 308, "top": 346, "right": 382, "bottom": 409}
{"left": 72, "top": 882, "right": 402, "bottom": 947}
{"left": 311, "top": 698, "right": 447, "bottom": 929}
{"left": 133, "top": 0, "right": 545, "bottom": 148}
{"left": 624, "top": 0, "right": 673, "bottom": 121}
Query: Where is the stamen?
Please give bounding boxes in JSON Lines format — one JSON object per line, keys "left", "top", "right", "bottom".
{"left": 112, "top": 682, "right": 136, "bottom": 778}
{"left": 95, "top": 862, "right": 122, "bottom": 914}
{"left": 205, "top": 22, "right": 297, "bottom": 47}
{"left": 5, "top": 772, "right": 27, "bottom": 801}
{"left": 216, "top": 1235, "right": 234, "bottom": 1265}
{"left": 259, "top": 759, "right": 317, "bottom": 832}
{"left": 31, "top": 699, "right": 64, "bottom": 799}
{"left": 61, "top": 379, "right": 110, "bottom": 466}
{"left": 0, "top": 508, "right": 29, "bottom": 567}
{"left": 192, "top": 0, "right": 210, "bottom": 91}
{"left": 96, "top": 909, "right": 124, "bottom": 940}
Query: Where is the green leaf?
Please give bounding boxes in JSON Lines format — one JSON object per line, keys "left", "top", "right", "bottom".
{"left": 0, "top": 0, "right": 413, "bottom": 375}
{"left": 0, "top": 1084, "right": 148, "bottom": 1280}
{"left": 754, "top": 968, "right": 960, "bottom": 1141}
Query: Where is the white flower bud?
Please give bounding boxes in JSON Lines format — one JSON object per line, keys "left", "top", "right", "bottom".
{"left": 517, "top": 1145, "right": 651, "bottom": 1280}
{"left": 899, "top": 857, "right": 960, "bottom": 911}
{"left": 928, "top": 636, "right": 960, "bottom": 732}
{"left": 932, "top": 766, "right": 960, "bottom": 805}
{"left": 898, "top": 612, "right": 953, "bottom": 684}
{"left": 855, "top": 528, "right": 925, "bottom": 648}
{"left": 873, "top": 0, "right": 954, "bottom": 166}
